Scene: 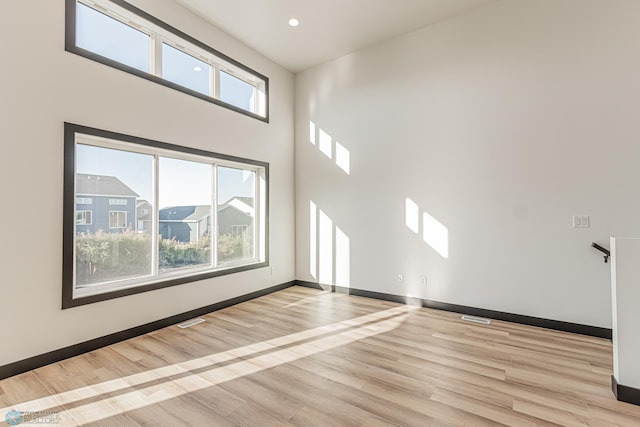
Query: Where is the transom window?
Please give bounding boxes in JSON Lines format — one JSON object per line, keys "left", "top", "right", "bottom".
{"left": 66, "top": 0, "right": 268, "bottom": 121}
{"left": 76, "top": 197, "right": 93, "bottom": 205}
{"left": 63, "top": 123, "right": 269, "bottom": 308}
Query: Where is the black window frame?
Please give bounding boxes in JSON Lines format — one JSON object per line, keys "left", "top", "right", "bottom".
{"left": 63, "top": 122, "right": 270, "bottom": 309}
{"left": 65, "top": 0, "right": 270, "bottom": 122}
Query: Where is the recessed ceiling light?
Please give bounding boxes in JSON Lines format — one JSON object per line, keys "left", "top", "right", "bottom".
{"left": 288, "top": 18, "right": 299, "bottom": 27}
{"left": 193, "top": 66, "right": 202, "bottom": 72}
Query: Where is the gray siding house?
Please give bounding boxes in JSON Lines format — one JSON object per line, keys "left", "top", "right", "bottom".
{"left": 136, "top": 199, "right": 153, "bottom": 234}
{"left": 218, "top": 197, "right": 254, "bottom": 236}
{"left": 158, "top": 197, "right": 254, "bottom": 243}
{"left": 75, "top": 174, "right": 138, "bottom": 234}
{"left": 159, "top": 206, "right": 211, "bottom": 243}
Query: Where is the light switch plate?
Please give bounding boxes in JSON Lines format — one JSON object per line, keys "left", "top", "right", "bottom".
{"left": 573, "top": 215, "right": 590, "bottom": 228}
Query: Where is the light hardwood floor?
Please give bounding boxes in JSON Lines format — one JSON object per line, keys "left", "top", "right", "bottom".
{"left": 1, "top": 286, "right": 639, "bottom": 426}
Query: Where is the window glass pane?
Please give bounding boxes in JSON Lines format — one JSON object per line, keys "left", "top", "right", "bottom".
{"left": 219, "top": 71, "right": 255, "bottom": 112}
{"left": 158, "top": 157, "right": 212, "bottom": 273}
{"left": 76, "top": 211, "right": 92, "bottom": 225}
{"left": 109, "top": 211, "right": 127, "bottom": 228}
{"left": 162, "top": 43, "right": 210, "bottom": 95}
{"left": 76, "top": 3, "right": 150, "bottom": 73}
{"left": 75, "top": 144, "right": 154, "bottom": 287}
{"left": 217, "top": 166, "right": 255, "bottom": 264}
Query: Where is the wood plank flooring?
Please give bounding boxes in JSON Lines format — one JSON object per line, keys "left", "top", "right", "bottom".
{"left": 1, "top": 286, "right": 639, "bottom": 426}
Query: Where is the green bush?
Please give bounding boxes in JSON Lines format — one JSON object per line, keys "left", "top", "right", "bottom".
{"left": 158, "top": 234, "right": 211, "bottom": 271}
{"left": 76, "top": 230, "right": 151, "bottom": 287}
{"left": 217, "top": 232, "right": 253, "bottom": 263}
{"left": 76, "top": 230, "right": 252, "bottom": 286}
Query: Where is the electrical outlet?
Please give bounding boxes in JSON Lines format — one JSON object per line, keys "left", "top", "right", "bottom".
{"left": 420, "top": 275, "right": 427, "bottom": 286}
{"left": 397, "top": 273, "right": 404, "bottom": 283}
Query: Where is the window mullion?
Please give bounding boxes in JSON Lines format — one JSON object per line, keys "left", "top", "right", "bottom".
{"left": 253, "top": 169, "right": 259, "bottom": 261}
{"left": 253, "top": 87, "right": 258, "bottom": 115}
{"left": 211, "top": 163, "right": 218, "bottom": 268}
{"left": 152, "top": 34, "right": 163, "bottom": 77}
{"left": 213, "top": 65, "right": 221, "bottom": 99}
{"left": 209, "top": 63, "right": 216, "bottom": 99}
{"left": 152, "top": 154, "right": 159, "bottom": 277}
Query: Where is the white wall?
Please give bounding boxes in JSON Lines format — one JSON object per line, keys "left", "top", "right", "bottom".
{"left": 295, "top": 0, "right": 640, "bottom": 328}
{"left": 0, "top": 0, "right": 294, "bottom": 366}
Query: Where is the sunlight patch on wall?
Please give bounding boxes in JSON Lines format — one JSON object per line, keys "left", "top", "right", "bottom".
{"left": 308, "top": 121, "right": 350, "bottom": 175}
{"left": 319, "top": 129, "right": 332, "bottom": 159}
{"left": 335, "top": 226, "right": 350, "bottom": 287}
{"left": 405, "top": 198, "right": 419, "bottom": 234}
{"left": 319, "top": 209, "right": 333, "bottom": 285}
{"left": 423, "top": 211, "right": 449, "bottom": 259}
{"left": 335, "top": 142, "right": 350, "bottom": 175}
{"left": 309, "top": 121, "right": 316, "bottom": 145}
{"left": 309, "top": 200, "right": 351, "bottom": 286}
{"left": 405, "top": 197, "right": 449, "bottom": 259}
{"left": 309, "top": 200, "right": 317, "bottom": 279}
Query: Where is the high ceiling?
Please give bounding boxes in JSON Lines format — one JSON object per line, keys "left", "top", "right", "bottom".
{"left": 174, "top": 0, "right": 498, "bottom": 73}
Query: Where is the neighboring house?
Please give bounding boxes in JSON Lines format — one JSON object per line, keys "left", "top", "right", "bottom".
{"left": 159, "top": 206, "right": 211, "bottom": 243}
{"left": 158, "top": 197, "right": 254, "bottom": 243}
{"left": 136, "top": 200, "right": 153, "bottom": 234}
{"left": 218, "top": 197, "right": 254, "bottom": 236}
{"left": 75, "top": 174, "right": 138, "bottom": 234}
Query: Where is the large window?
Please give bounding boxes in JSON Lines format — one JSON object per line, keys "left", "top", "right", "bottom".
{"left": 66, "top": 0, "right": 268, "bottom": 121}
{"left": 63, "top": 123, "right": 269, "bottom": 308}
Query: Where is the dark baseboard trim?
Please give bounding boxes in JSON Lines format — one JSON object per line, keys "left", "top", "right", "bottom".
{"left": 612, "top": 375, "right": 640, "bottom": 406}
{"left": 295, "top": 281, "right": 612, "bottom": 340}
{"left": 296, "top": 280, "right": 329, "bottom": 290}
{"left": 0, "top": 281, "right": 295, "bottom": 381}
{"left": 3, "top": 280, "right": 611, "bottom": 381}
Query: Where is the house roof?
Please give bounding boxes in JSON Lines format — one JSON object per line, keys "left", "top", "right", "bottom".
{"left": 159, "top": 199, "right": 254, "bottom": 222}
{"left": 77, "top": 174, "right": 139, "bottom": 197}
{"left": 219, "top": 197, "right": 254, "bottom": 217}
{"left": 223, "top": 196, "right": 254, "bottom": 207}
{"left": 159, "top": 205, "right": 211, "bottom": 222}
